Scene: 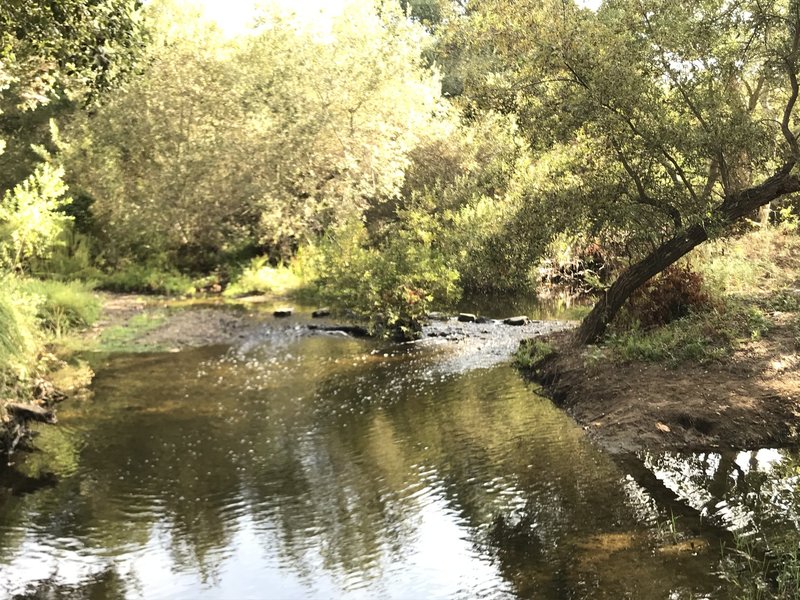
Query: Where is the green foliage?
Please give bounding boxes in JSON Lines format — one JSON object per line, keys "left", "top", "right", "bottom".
{"left": 0, "top": 281, "right": 37, "bottom": 384}
{"left": 719, "top": 534, "right": 800, "bottom": 600}
{"left": 17, "top": 278, "right": 100, "bottom": 336}
{"left": 514, "top": 339, "right": 556, "bottom": 370}
{"left": 607, "top": 301, "right": 771, "bottom": 367}
{"left": 0, "top": 0, "right": 145, "bottom": 110}
{"left": 0, "top": 162, "right": 72, "bottom": 272}
{"left": 30, "top": 227, "right": 102, "bottom": 281}
{"left": 99, "top": 264, "right": 194, "bottom": 296}
{"left": 314, "top": 218, "right": 460, "bottom": 339}
{"left": 65, "top": 0, "right": 442, "bottom": 267}
{"left": 224, "top": 256, "right": 310, "bottom": 298}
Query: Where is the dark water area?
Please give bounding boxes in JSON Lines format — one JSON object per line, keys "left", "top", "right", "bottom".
{"left": 0, "top": 323, "right": 798, "bottom": 598}
{"left": 457, "top": 291, "right": 590, "bottom": 321}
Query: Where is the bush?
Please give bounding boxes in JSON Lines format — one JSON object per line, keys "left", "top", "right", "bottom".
{"left": 314, "top": 218, "right": 461, "bottom": 339}
{"left": 224, "top": 256, "right": 309, "bottom": 297}
{"left": 18, "top": 279, "right": 100, "bottom": 335}
{"left": 515, "top": 339, "right": 556, "bottom": 369}
{"left": 0, "top": 162, "right": 72, "bottom": 272}
{"left": 624, "top": 265, "right": 712, "bottom": 330}
{"left": 30, "top": 227, "right": 102, "bottom": 282}
{"left": 98, "top": 264, "right": 195, "bottom": 296}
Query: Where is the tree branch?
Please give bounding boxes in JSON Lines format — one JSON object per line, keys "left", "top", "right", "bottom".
{"left": 611, "top": 139, "right": 683, "bottom": 229}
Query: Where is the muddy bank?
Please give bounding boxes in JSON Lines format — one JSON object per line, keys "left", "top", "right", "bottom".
{"left": 523, "top": 323, "right": 800, "bottom": 455}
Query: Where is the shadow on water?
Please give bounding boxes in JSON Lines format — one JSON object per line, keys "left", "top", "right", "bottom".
{"left": 0, "top": 324, "right": 792, "bottom": 598}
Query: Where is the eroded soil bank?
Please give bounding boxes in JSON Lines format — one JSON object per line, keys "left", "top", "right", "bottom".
{"left": 525, "top": 319, "right": 800, "bottom": 455}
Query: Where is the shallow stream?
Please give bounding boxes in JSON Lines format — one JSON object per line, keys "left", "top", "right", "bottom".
{"left": 1, "top": 310, "right": 799, "bottom": 598}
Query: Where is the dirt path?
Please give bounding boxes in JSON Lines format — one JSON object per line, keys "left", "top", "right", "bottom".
{"left": 529, "top": 319, "right": 800, "bottom": 455}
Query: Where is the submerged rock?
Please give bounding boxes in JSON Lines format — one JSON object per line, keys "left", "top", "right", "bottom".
{"left": 307, "top": 324, "right": 369, "bottom": 337}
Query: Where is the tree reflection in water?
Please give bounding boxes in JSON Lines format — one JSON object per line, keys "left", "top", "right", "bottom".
{"left": 0, "top": 337, "right": 766, "bottom": 598}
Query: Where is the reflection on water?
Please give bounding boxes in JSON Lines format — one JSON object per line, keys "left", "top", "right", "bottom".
{"left": 0, "top": 333, "right": 741, "bottom": 598}
{"left": 643, "top": 448, "right": 800, "bottom": 543}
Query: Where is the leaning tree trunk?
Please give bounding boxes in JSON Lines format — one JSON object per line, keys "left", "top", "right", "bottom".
{"left": 576, "top": 162, "right": 800, "bottom": 345}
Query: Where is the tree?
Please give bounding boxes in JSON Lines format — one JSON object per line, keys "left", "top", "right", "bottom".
{"left": 0, "top": 0, "right": 145, "bottom": 184}
{"left": 449, "top": 0, "right": 800, "bottom": 343}
{"left": 66, "top": 0, "right": 443, "bottom": 267}
{"left": 63, "top": 3, "right": 258, "bottom": 267}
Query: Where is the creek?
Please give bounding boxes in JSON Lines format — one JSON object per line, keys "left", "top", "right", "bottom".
{"left": 0, "top": 307, "right": 799, "bottom": 598}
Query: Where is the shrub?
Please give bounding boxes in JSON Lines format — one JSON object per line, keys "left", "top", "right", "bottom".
{"left": 625, "top": 265, "right": 712, "bottom": 330}
{"left": 224, "top": 256, "right": 309, "bottom": 297}
{"left": 30, "top": 228, "right": 102, "bottom": 282}
{"left": 314, "top": 218, "right": 461, "bottom": 339}
{"left": 0, "top": 163, "right": 72, "bottom": 272}
{"left": 515, "top": 339, "right": 556, "bottom": 369}
{"left": 98, "top": 264, "right": 195, "bottom": 296}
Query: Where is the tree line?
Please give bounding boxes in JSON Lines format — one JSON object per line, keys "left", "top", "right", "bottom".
{"left": 3, "top": 0, "right": 800, "bottom": 340}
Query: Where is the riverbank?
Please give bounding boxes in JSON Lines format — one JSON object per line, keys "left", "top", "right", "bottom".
{"left": 519, "top": 326, "right": 800, "bottom": 454}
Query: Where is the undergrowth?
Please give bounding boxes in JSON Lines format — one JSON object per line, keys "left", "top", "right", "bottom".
{"left": 223, "top": 255, "right": 313, "bottom": 298}
{"left": 601, "top": 228, "right": 800, "bottom": 366}
{"left": 606, "top": 301, "right": 770, "bottom": 366}
{"left": 514, "top": 339, "right": 556, "bottom": 369}
{"left": 98, "top": 264, "right": 195, "bottom": 296}
{"left": 18, "top": 279, "right": 100, "bottom": 336}
{"left": 719, "top": 533, "right": 800, "bottom": 600}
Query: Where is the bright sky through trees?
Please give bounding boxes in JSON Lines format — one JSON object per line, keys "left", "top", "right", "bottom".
{"left": 192, "top": 0, "right": 348, "bottom": 35}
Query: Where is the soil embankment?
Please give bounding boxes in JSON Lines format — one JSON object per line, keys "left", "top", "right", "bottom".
{"left": 526, "top": 321, "right": 800, "bottom": 454}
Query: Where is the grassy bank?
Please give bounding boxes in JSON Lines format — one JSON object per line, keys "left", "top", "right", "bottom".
{"left": 520, "top": 226, "right": 800, "bottom": 370}
{"left": 515, "top": 225, "right": 800, "bottom": 455}
{"left": 0, "top": 277, "right": 100, "bottom": 454}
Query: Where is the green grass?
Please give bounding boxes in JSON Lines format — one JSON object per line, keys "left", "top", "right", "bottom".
{"left": 514, "top": 339, "right": 556, "bottom": 369}
{"left": 719, "top": 533, "right": 800, "bottom": 599}
{"left": 0, "top": 285, "right": 37, "bottom": 383}
{"left": 95, "top": 311, "right": 168, "bottom": 353}
{"left": 18, "top": 278, "right": 101, "bottom": 336}
{"left": 606, "top": 301, "right": 771, "bottom": 367}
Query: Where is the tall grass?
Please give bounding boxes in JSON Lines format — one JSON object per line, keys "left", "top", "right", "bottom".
{"left": 18, "top": 278, "right": 101, "bottom": 336}
{"left": 0, "top": 286, "right": 37, "bottom": 386}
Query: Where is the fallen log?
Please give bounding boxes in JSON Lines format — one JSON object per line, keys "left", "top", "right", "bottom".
{"left": 5, "top": 403, "right": 57, "bottom": 424}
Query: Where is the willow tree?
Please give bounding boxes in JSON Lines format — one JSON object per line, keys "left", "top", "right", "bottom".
{"left": 453, "top": 0, "right": 800, "bottom": 343}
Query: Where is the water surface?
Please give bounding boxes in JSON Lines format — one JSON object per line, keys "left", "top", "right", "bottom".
{"left": 0, "top": 326, "right": 772, "bottom": 598}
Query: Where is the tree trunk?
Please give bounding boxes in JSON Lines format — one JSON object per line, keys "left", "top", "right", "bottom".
{"left": 576, "top": 162, "right": 800, "bottom": 345}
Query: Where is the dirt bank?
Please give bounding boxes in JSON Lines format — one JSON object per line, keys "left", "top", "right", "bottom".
{"left": 525, "top": 316, "right": 800, "bottom": 455}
